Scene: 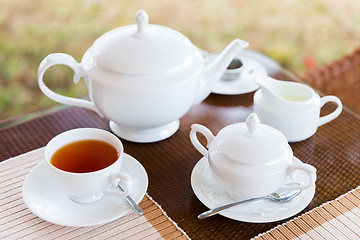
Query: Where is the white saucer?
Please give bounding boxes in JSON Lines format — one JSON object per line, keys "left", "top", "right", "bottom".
{"left": 200, "top": 49, "right": 267, "bottom": 95}
{"left": 22, "top": 153, "right": 148, "bottom": 227}
{"left": 191, "top": 157, "right": 316, "bottom": 223}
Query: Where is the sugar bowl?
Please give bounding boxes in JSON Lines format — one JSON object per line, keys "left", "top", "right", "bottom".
{"left": 190, "top": 113, "right": 316, "bottom": 200}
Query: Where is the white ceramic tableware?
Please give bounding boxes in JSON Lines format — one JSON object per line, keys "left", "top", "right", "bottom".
{"left": 38, "top": 10, "right": 249, "bottom": 143}
{"left": 200, "top": 50, "right": 267, "bottom": 95}
{"left": 191, "top": 157, "right": 316, "bottom": 222}
{"left": 44, "top": 128, "right": 132, "bottom": 204}
{"left": 190, "top": 113, "right": 316, "bottom": 200}
{"left": 221, "top": 57, "right": 247, "bottom": 81}
{"left": 22, "top": 153, "right": 148, "bottom": 227}
{"left": 254, "top": 76, "right": 342, "bottom": 142}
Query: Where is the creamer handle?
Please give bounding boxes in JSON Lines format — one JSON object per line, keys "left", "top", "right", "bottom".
{"left": 190, "top": 124, "right": 215, "bottom": 158}
{"left": 318, "top": 96, "right": 342, "bottom": 126}
{"left": 37, "top": 53, "right": 102, "bottom": 116}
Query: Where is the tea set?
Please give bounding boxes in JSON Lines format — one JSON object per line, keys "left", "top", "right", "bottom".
{"left": 23, "top": 9, "right": 343, "bottom": 226}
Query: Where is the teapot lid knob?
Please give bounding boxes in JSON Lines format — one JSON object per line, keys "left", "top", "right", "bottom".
{"left": 135, "top": 9, "right": 149, "bottom": 34}
{"left": 246, "top": 113, "right": 260, "bottom": 135}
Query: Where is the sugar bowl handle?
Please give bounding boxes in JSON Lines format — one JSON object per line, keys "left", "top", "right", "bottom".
{"left": 190, "top": 124, "right": 215, "bottom": 158}
{"left": 279, "top": 161, "right": 317, "bottom": 192}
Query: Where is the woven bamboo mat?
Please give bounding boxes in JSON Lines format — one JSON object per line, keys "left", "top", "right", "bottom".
{"left": 253, "top": 187, "right": 360, "bottom": 239}
{"left": 0, "top": 148, "right": 190, "bottom": 240}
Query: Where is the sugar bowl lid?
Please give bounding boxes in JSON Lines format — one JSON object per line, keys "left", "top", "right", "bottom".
{"left": 216, "top": 113, "right": 290, "bottom": 164}
{"left": 90, "top": 10, "right": 198, "bottom": 75}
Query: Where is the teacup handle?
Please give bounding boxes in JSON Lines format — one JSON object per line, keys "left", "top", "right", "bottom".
{"left": 279, "top": 161, "right": 317, "bottom": 192}
{"left": 318, "top": 96, "right": 342, "bottom": 127}
{"left": 104, "top": 171, "right": 133, "bottom": 198}
{"left": 190, "top": 124, "right": 215, "bottom": 158}
{"left": 37, "top": 53, "right": 102, "bottom": 116}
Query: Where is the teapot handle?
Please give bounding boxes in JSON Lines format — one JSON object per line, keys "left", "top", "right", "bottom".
{"left": 318, "top": 96, "right": 342, "bottom": 127}
{"left": 37, "top": 53, "right": 102, "bottom": 116}
{"left": 190, "top": 124, "right": 215, "bottom": 158}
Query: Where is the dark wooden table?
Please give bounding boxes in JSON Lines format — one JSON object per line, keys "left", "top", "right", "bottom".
{"left": 1, "top": 51, "right": 359, "bottom": 239}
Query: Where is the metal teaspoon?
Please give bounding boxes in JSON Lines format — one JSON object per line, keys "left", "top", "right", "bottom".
{"left": 118, "top": 184, "right": 143, "bottom": 215}
{"left": 198, "top": 189, "right": 300, "bottom": 219}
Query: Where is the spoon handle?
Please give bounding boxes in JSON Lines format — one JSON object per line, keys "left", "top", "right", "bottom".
{"left": 198, "top": 197, "right": 263, "bottom": 219}
{"left": 118, "top": 185, "right": 143, "bottom": 215}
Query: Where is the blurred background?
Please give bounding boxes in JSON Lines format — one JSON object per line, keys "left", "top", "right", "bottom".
{"left": 0, "top": 0, "right": 359, "bottom": 120}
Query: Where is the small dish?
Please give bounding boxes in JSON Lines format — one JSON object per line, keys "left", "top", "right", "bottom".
{"left": 191, "top": 157, "right": 316, "bottom": 223}
{"left": 200, "top": 49, "right": 267, "bottom": 95}
{"left": 22, "top": 153, "right": 148, "bottom": 227}
{"left": 213, "top": 56, "right": 267, "bottom": 95}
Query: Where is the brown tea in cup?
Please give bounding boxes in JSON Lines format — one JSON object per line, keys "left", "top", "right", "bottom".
{"left": 50, "top": 139, "right": 119, "bottom": 173}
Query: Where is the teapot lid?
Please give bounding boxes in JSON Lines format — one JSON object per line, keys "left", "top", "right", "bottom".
{"left": 90, "top": 10, "right": 198, "bottom": 75}
{"left": 216, "top": 113, "right": 290, "bottom": 164}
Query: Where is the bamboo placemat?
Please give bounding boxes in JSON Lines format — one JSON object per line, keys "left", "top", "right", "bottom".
{"left": 0, "top": 148, "right": 190, "bottom": 240}
{"left": 253, "top": 187, "right": 360, "bottom": 239}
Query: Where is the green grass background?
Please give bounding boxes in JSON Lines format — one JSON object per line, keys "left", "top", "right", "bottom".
{"left": 1, "top": 0, "right": 359, "bottom": 119}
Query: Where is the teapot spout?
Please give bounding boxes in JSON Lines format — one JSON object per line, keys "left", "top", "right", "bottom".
{"left": 194, "top": 39, "right": 249, "bottom": 105}
{"left": 205, "top": 39, "right": 249, "bottom": 79}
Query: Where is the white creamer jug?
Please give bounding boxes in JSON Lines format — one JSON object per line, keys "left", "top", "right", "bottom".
{"left": 254, "top": 76, "right": 342, "bottom": 142}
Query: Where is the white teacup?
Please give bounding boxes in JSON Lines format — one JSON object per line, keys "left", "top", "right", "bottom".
{"left": 44, "top": 128, "right": 132, "bottom": 204}
{"left": 254, "top": 76, "right": 342, "bottom": 142}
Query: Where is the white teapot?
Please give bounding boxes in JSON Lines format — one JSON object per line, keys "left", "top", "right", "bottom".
{"left": 38, "top": 10, "right": 249, "bottom": 143}
{"left": 190, "top": 113, "right": 316, "bottom": 200}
